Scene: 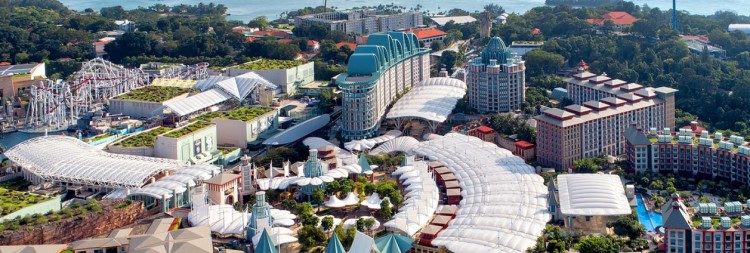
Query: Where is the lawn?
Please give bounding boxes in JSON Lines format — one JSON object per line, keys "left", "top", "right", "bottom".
{"left": 86, "top": 133, "right": 115, "bottom": 143}
{"left": 219, "top": 147, "right": 240, "bottom": 156}
{"left": 164, "top": 121, "right": 213, "bottom": 138}
{"left": 194, "top": 107, "right": 273, "bottom": 122}
{"left": 119, "top": 127, "right": 172, "bottom": 147}
{"left": 114, "top": 86, "right": 197, "bottom": 102}
{"left": 234, "top": 59, "right": 304, "bottom": 70}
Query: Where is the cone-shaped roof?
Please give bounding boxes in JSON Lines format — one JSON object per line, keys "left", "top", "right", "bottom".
{"left": 358, "top": 153, "right": 372, "bottom": 174}
{"left": 375, "top": 233, "right": 413, "bottom": 253}
{"left": 480, "top": 37, "right": 511, "bottom": 65}
{"left": 325, "top": 232, "right": 346, "bottom": 253}
{"left": 254, "top": 229, "right": 278, "bottom": 253}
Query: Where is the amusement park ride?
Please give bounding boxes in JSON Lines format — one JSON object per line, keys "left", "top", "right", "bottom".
{"left": 23, "top": 58, "right": 208, "bottom": 132}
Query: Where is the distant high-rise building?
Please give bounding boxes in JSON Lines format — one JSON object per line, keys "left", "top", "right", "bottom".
{"left": 294, "top": 9, "right": 422, "bottom": 35}
{"left": 466, "top": 37, "right": 525, "bottom": 113}
{"left": 336, "top": 32, "right": 430, "bottom": 140}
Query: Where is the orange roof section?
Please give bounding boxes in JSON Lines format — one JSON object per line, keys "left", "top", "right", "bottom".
{"left": 586, "top": 11, "right": 638, "bottom": 25}
{"left": 475, "top": 125, "right": 495, "bottom": 134}
{"left": 336, "top": 42, "right": 357, "bottom": 50}
{"left": 515, "top": 140, "right": 535, "bottom": 149}
{"left": 407, "top": 27, "right": 448, "bottom": 39}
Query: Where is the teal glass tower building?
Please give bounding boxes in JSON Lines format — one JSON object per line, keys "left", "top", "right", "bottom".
{"left": 336, "top": 32, "right": 430, "bottom": 140}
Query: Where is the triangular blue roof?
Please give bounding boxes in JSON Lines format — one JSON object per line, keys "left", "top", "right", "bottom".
{"left": 325, "top": 232, "right": 346, "bottom": 253}
{"left": 255, "top": 229, "right": 279, "bottom": 253}
{"left": 359, "top": 153, "right": 372, "bottom": 173}
{"left": 374, "top": 233, "right": 413, "bottom": 253}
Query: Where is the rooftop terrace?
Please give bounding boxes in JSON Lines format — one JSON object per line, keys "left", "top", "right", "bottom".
{"left": 119, "top": 127, "right": 172, "bottom": 147}
{"left": 114, "top": 86, "right": 197, "bottom": 102}
{"left": 163, "top": 121, "right": 213, "bottom": 138}
{"left": 194, "top": 107, "right": 273, "bottom": 122}
{"left": 234, "top": 59, "right": 304, "bottom": 70}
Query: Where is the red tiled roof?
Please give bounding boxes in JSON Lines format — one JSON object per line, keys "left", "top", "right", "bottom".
{"left": 681, "top": 124, "right": 706, "bottom": 135}
{"left": 251, "top": 30, "right": 291, "bottom": 37}
{"left": 336, "top": 42, "right": 357, "bottom": 50}
{"left": 532, "top": 28, "right": 541, "bottom": 35}
{"left": 515, "top": 141, "right": 535, "bottom": 149}
{"left": 246, "top": 37, "right": 259, "bottom": 42}
{"left": 93, "top": 41, "right": 110, "bottom": 46}
{"left": 475, "top": 125, "right": 494, "bottom": 134}
{"left": 278, "top": 38, "right": 293, "bottom": 43}
{"left": 587, "top": 11, "right": 638, "bottom": 25}
{"left": 307, "top": 40, "right": 319, "bottom": 46}
{"left": 408, "top": 28, "right": 447, "bottom": 39}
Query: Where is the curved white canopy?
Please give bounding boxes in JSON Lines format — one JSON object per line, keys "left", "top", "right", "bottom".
{"left": 384, "top": 161, "right": 439, "bottom": 236}
{"left": 369, "top": 136, "right": 420, "bottom": 156}
{"left": 557, "top": 174, "right": 631, "bottom": 216}
{"left": 5, "top": 136, "right": 183, "bottom": 188}
{"left": 325, "top": 195, "right": 346, "bottom": 208}
{"left": 342, "top": 192, "right": 360, "bottom": 206}
{"left": 386, "top": 77, "right": 467, "bottom": 123}
{"left": 412, "top": 133, "right": 550, "bottom": 253}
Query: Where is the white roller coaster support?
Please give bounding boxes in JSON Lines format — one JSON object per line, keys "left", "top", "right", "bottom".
{"left": 24, "top": 58, "right": 208, "bottom": 130}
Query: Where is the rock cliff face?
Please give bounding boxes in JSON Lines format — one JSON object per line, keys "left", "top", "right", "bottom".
{"left": 0, "top": 200, "right": 148, "bottom": 245}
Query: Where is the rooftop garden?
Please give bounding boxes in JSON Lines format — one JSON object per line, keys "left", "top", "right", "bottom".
{"left": 163, "top": 121, "right": 212, "bottom": 138}
{"left": 194, "top": 107, "right": 273, "bottom": 122}
{"left": 219, "top": 147, "right": 240, "bottom": 156}
{"left": 0, "top": 188, "right": 51, "bottom": 217}
{"left": 114, "top": 86, "right": 197, "bottom": 102}
{"left": 85, "top": 133, "right": 115, "bottom": 143}
{"left": 234, "top": 59, "right": 304, "bottom": 70}
{"left": 119, "top": 127, "right": 172, "bottom": 147}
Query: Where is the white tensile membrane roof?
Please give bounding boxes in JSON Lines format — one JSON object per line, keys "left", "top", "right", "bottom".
{"left": 369, "top": 136, "right": 420, "bottom": 156}
{"left": 384, "top": 160, "right": 439, "bottom": 236}
{"left": 412, "top": 133, "right": 549, "bottom": 253}
{"left": 386, "top": 77, "right": 467, "bottom": 123}
{"left": 165, "top": 88, "right": 231, "bottom": 117}
{"left": 5, "top": 136, "right": 183, "bottom": 188}
{"left": 556, "top": 174, "right": 631, "bottom": 216}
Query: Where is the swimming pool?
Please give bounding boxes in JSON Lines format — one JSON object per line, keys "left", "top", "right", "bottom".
{"left": 636, "top": 194, "right": 663, "bottom": 233}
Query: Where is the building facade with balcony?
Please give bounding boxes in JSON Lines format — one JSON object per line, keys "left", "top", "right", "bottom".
{"left": 466, "top": 37, "right": 525, "bottom": 113}
{"left": 336, "top": 32, "right": 430, "bottom": 140}
{"left": 625, "top": 126, "right": 750, "bottom": 184}
{"left": 535, "top": 86, "right": 677, "bottom": 171}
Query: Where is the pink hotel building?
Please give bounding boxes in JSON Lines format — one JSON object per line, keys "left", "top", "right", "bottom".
{"left": 534, "top": 71, "right": 677, "bottom": 171}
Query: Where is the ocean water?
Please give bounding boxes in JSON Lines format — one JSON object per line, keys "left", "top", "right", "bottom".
{"left": 57, "top": 0, "right": 749, "bottom": 23}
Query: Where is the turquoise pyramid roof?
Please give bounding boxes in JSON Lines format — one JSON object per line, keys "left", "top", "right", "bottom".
{"left": 325, "top": 232, "right": 346, "bottom": 253}
{"left": 255, "top": 229, "right": 278, "bottom": 253}
{"left": 374, "top": 233, "right": 413, "bottom": 253}
{"left": 358, "top": 153, "right": 372, "bottom": 173}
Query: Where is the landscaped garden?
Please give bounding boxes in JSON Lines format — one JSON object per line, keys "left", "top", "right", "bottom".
{"left": 235, "top": 59, "right": 303, "bottom": 70}
{"left": 85, "top": 133, "right": 115, "bottom": 143}
{"left": 194, "top": 107, "right": 273, "bottom": 122}
{"left": 119, "top": 127, "right": 172, "bottom": 147}
{"left": 114, "top": 86, "right": 197, "bottom": 102}
{"left": 0, "top": 187, "right": 50, "bottom": 217}
{"left": 164, "top": 121, "right": 213, "bottom": 138}
{"left": 0, "top": 200, "right": 108, "bottom": 231}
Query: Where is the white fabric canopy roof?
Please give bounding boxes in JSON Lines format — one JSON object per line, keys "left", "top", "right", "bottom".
{"left": 303, "top": 137, "right": 355, "bottom": 165}
{"left": 5, "top": 136, "right": 183, "bottom": 188}
{"left": 325, "top": 195, "right": 346, "bottom": 208}
{"left": 343, "top": 216, "right": 381, "bottom": 230}
{"left": 341, "top": 192, "right": 360, "bottom": 206}
{"left": 386, "top": 77, "right": 467, "bottom": 123}
{"left": 188, "top": 192, "right": 296, "bottom": 236}
{"left": 557, "top": 174, "right": 631, "bottom": 216}
{"left": 165, "top": 88, "right": 230, "bottom": 117}
{"left": 384, "top": 161, "right": 438, "bottom": 236}
{"left": 412, "top": 133, "right": 549, "bottom": 253}
{"left": 369, "top": 136, "right": 420, "bottom": 156}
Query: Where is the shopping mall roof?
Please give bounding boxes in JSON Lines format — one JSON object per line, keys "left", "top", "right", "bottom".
{"left": 412, "top": 133, "right": 549, "bottom": 253}
{"left": 386, "top": 77, "right": 467, "bottom": 123}
{"left": 5, "top": 136, "right": 183, "bottom": 188}
{"left": 556, "top": 174, "right": 631, "bottom": 216}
